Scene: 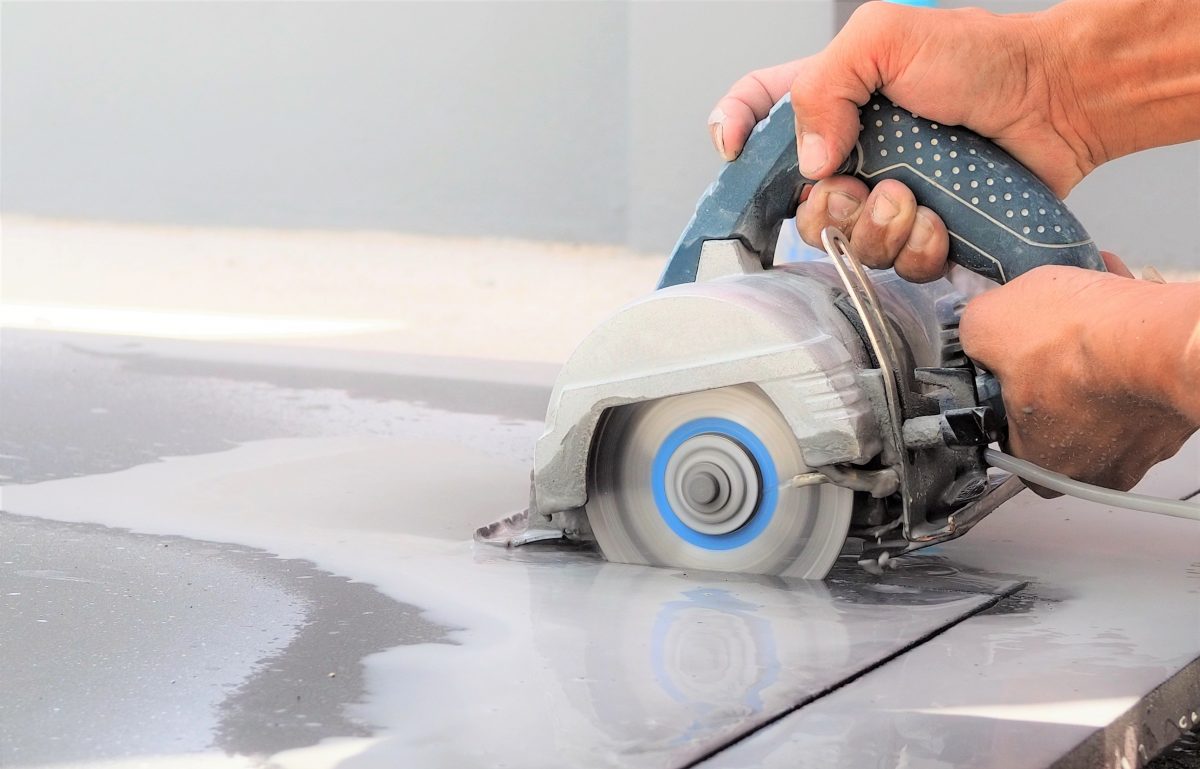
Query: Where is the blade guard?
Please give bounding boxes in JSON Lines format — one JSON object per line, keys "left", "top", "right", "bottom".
{"left": 530, "top": 245, "right": 886, "bottom": 519}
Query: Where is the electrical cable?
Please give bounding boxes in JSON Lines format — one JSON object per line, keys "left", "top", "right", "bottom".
{"left": 984, "top": 449, "right": 1200, "bottom": 522}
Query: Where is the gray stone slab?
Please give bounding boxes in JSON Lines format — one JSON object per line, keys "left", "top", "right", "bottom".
{"left": 0, "top": 330, "right": 1020, "bottom": 767}
{"left": 697, "top": 444, "right": 1200, "bottom": 769}
{"left": 0, "top": 513, "right": 452, "bottom": 765}
{"left": 2, "top": 330, "right": 1194, "bottom": 768}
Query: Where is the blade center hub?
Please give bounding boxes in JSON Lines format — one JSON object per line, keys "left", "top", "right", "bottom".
{"left": 664, "top": 434, "right": 761, "bottom": 535}
{"left": 684, "top": 464, "right": 726, "bottom": 508}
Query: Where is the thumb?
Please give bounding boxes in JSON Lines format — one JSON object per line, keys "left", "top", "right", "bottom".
{"left": 790, "top": 2, "right": 922, "bottom": 178}
{"left": 790, "top": 68, "right": 866, "bottom": 179}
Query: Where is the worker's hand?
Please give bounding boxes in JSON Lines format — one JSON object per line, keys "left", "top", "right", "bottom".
{"left": 960, "top": 253, "right": 1200, "bottom": 494}
{"left": 710, "top": 1, "right": 1103, "bottom": 280}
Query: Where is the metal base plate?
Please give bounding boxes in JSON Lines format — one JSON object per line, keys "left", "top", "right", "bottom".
{"left": 585, "top": 384, "right": 853, "bottom": 578}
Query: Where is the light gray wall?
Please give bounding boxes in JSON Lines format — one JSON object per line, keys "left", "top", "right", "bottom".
{"left": 2, "top": 1, "right": 629, "bottom": 242}
{"left": 2, "top": 1, "right": 1197, "bottom": 266}
{"left": 2, "top": 1, "right": 835, "bottom": 251}
{"left": 624, "top": 1, "right": 834, "bottom": 250}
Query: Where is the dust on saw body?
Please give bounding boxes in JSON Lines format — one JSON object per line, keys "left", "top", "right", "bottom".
{"left": 527, "top": 245, "right": 1004, "bottom": 578}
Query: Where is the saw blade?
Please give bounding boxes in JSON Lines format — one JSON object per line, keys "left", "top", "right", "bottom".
{"left": 585, "top": 384, "right": 852, "bottom": 578}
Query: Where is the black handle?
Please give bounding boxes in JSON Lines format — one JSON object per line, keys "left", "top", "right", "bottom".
{"left": 659, "top": 93, "right": 1104, "bottom": 288}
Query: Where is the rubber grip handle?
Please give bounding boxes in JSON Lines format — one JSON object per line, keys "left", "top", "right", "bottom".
{"left": 659, "top": 94, "right": 1104, "bottom": 288}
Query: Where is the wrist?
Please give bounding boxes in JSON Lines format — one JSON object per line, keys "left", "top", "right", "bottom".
{"left": 1038, "top": 0, "right": 1200, "bottom": 166}
{"left": 1033, "top": 1, "right": 1124, "bottom": 171}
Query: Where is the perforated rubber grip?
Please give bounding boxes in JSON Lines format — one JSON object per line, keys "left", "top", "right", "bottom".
{"left": 659, "top": 94, "right": 1104, "bottom": 288}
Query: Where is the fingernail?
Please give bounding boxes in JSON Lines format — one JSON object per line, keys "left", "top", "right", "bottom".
{"left": 871, "top": 194, "right": 899, "bottom": 225}
{"left": 908, "top": 211, "right": 934, "bottom": 251}
{"left": 826, "top": 191, "right": 860, "bottom": 221}
{"left": 708, "top": 107, "right": 731, "bottom": 160}
{"left": 799, "top": 132, "right": 828, "bottom": 177}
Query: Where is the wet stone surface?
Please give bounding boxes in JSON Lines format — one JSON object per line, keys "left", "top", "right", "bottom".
{"left": 0, "top": 329, "right": 546, "bottom": 485}
{"left": 0, "top": 512, "right": 454, "bottom": 764}
{"left": 3, "top": 329, "right": 1197, "bottom": 768}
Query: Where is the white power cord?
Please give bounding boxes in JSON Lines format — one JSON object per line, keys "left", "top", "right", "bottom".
{"left": 984, "top": 449, "right": 1200, "bottom": 522}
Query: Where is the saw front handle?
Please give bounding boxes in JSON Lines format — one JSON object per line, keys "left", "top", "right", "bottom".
{"left": 659, "top": 93, "right": 1105, "bottom": 288}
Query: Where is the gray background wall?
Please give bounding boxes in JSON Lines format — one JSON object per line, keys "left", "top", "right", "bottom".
{"left": 2, "top": 1, "right": 1197, "bottom": 266}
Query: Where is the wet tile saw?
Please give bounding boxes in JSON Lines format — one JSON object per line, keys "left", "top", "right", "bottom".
{"left": 478, "top": 94, "right": 1193, "bottom": 578}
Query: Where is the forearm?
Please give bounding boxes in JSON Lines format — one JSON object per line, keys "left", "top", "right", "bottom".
{"left": 1039, "top": 0, "right": 1200, "bottom": 165}
{"left": 1090, "top": 280, "right": 1200, "bottom": 423}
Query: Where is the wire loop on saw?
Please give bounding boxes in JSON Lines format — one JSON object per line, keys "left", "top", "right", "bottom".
{"left": 820, "top": 227, "right": 910, "bottom": 518}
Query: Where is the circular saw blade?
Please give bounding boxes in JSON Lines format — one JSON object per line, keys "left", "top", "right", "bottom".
{"left": 585, "top": 384, "right": 852, "bottom": 579}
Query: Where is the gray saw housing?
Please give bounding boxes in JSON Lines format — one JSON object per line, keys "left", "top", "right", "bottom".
{"left": 510, "top": 239, "right": 1008, "bottom": 566}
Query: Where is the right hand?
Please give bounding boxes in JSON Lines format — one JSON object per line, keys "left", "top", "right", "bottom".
{"left": 709, "top": 1, "right": 1104, "bottom": 282}
{"left": 960, "top": 254, "right": 1200, "bottom": 494}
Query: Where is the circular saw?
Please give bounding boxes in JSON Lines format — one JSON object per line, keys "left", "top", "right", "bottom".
{"left": 478, "top": 93, "right": 1106, "bottom": 579}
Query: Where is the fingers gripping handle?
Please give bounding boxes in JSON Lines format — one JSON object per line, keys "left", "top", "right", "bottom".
{"left": 659, "top": 94, "right": 1104, "bottom": 289}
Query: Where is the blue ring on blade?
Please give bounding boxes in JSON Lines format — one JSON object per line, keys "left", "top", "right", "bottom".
{"left": 651, "top": 418, "right": 777, "bottom": 550}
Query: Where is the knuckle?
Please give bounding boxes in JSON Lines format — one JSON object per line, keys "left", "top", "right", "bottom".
{"left": 744, "top": 69, "right": 771, "bottom": 92}
{"left": 958, "top": 297, "right": 997, "bottom": 353}
{"left": 847, "top": 0, "right": 892, "bottom": 29}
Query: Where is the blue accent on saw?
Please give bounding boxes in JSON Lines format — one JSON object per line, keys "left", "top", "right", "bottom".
{"left": 885, "top": 0, "right": 938, "bottom": 6}
{"left": 651, "top": 418, "right": 778, "bottom": 551}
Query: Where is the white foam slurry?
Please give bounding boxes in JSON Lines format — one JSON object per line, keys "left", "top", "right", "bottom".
{"left": 4, "top": 436, "right": 534, "bottom": 546}
{"left": 2, "top": 436, "right": 998, "bottom": 768}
